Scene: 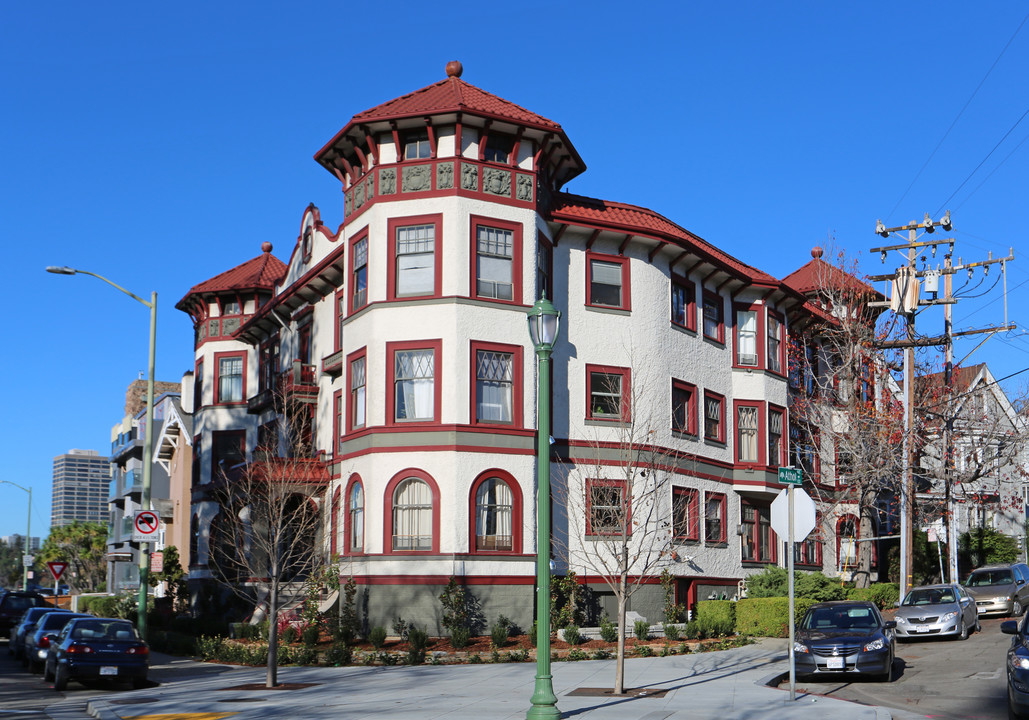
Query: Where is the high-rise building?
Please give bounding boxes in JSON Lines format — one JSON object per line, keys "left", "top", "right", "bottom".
{"left": 51, "top": 449, "right": 110, "bottom": 528}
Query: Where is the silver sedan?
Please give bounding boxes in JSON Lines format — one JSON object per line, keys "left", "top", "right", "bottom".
{"left": 893, "top": 583, "right": 980, "bottom": 640}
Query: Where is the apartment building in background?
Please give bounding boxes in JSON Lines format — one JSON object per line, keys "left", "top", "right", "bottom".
{"left": 51, "top": 449, "right": 110, "bottom": 529}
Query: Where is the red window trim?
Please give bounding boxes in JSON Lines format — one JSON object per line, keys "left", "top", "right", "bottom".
{"left": 334, "top": 289, "right": 346, "bottom": 351}
{"left": 332, "top": 390, "right": 342, "bottom": 459}
{"left": 383, "top": 468, "right": 441, "bottom": 555}
{"left": 469, "top": 215, "right": 523, "bottom": 305}
{"left": 330, "top": 486, "right": 341, "bottom": 557}
{"left": 733, "top": 302, "right": 765, "bottom": 369}
{"left": 701, "top": 291, "right": 724, "bottom": 344}
{"left": 702, "top": 390, "right": 726, "bottom": 444}
{"left": 468, "top": 469, "right": 523, "bottom": 555}
{"left": 470, "top": 340, "right": 523, "bottom": 428}
{"left": 794, "top": 512, "right": 823, "bottom": 567}
{"left": 672, "top": 379, "right": 698, "bottom": 436}
{"left": 386, "top": 214, "right": 443, "bottom": 301}
{"left": 385, "top": 339, "right": 443, "bottom": 427}
{"left": 349, "top": 229, "right": 370, "bottom": 315}
{"left": 301, "top": 227, "right": 313, "bottom": 263}
{"left": 585, "top": 251, "right": 631, "bottom": 311}
{"left": 194, "top": 358, "right": 204, "bottom": 410}
{"left": 537, "top": 232, "right": 554, "bottom": 301}
{"left": 704, "top": 491, "right": 727, "bottom": 544}
{"left": 585, "top": 477, "right": 630, "bottom": 536}
{"left": 767, "top": 309, "right": 786, "bottom": 377}
{"left": 346, "top": 347, "right": 368, "bottom": 433}
{"left": 213, "top": 351, "right": 247, "bottom": 406}
{"left": 344, "top": 474, "right": 365, "bottom": 556}
{"left": 741, "top": 499, "right": 777, "bottom": 564}
{"left": 733, "top": 399, "right": 766, "bottom": 468}
{"left": 672, "top": 486, "right": 700, "bottom": 541}
{"left": 585, "top": 364, "right": 631, "bottom": 422}
{"left": 767, "top": 404, "right": 787, "bottom": 470}
{"left": 671, "top": 273, "right": 696, "bottom": 332}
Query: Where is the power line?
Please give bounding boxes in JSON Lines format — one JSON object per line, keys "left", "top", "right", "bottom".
{"left": 954, "top": 129, "right": 1029, "bottom": 212}
{"left": 887, "top": 10, "right": 1029, "bottom": 222}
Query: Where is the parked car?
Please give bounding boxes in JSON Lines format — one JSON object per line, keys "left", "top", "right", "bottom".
{"left": 23, "top": 612, "right": 87, "bottom": 673}
{"left": 893, "top": 583, "right": 980, "bottom": 640}
{"left": 0, "top": 591, "right": 50, "bottom": 637}
{"left": 8, "top": 606, "right": 67, "bottom": 659}
{"left": 793, "top": 600, "right": 897, "bottom": 681}
{"left": 44, "top": 617, "right": 149, "bottom": 690}
{"left": 1001, "top": 616, "right": 1029, "bottom": 717}
{"left": 963, "top": 563, "right": 1029, "bottom": 616}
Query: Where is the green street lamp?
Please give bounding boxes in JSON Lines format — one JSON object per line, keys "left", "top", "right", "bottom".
{"left": 526, "top": 297, "right": 561, "bottom": 720}
{"left": 0, "top": 480, "right": 32, "bottom": 591}
{"left": 46, "top": 266, "right": 157, "bottom": 641}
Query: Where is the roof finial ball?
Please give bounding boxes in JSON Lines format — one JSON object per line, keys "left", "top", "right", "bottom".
{"left": 446, "top": 61, "right": 463, "bottom": 78}
{"left": 262, "top": 242, "right": 273, "bottom": 253}
{"left": 811, "top": 246, "right": 824, "bottom": 259}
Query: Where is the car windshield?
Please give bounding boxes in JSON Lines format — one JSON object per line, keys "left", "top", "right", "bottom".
{"left": 903, "top": 588, "right": 956, "bottom": 605}
{"left": 967, "top": 569, "right": 1014, "bottom": 586}
{"left": 802, "top": 606, "right": 879, "bottom": 631}
{"left": 71, "top": 619, "right": 137, "bottom": 641}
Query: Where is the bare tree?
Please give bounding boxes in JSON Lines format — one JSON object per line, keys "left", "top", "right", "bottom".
{"left": 553, "top": 364, "right": 677, "bottom": 695}
{"left": 209, "top": 386, "right": 327, "bottom": 688}
{"left": 788, "top": 247, "right": 906, "bottom": 587}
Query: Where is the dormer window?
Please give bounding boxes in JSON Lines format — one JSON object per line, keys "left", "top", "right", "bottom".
{"left": 404, "top": 130, "right": 431, "bottom": 160}
{"left": 483, "top": 133, "right": 514, "bottom": 164}
{"left": 223, "top": 300, "right": 241, "bottom": 315}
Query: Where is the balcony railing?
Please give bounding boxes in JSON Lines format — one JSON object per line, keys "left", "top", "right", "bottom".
{"left": 248, "top": 361, "right": 319, "bottom": 413}
{"left": 120, "top": 515, "right": 134, "bottom": 537}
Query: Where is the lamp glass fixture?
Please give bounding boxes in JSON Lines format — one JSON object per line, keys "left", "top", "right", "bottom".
{"left": 527, "top": 299, "right": 560, "bottom": 350}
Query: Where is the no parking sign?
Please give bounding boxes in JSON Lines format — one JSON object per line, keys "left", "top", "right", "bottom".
{"left": 131, "top": 510, "right": 160, "bottom": 543}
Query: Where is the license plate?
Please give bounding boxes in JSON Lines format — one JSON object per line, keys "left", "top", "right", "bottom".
{"left": 100, "top": 666, "right": 118, "bottom": 676}
{"left": 914, "top": 625, "right": 930, "bottom": 633}
{"left": 826, "top": 657, "right": 844, "bottom": 670}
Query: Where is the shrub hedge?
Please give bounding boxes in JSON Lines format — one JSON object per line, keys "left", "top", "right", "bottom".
{"left": 734, "top": 597, "right": 816, "bottom": 638}
{"left": 695, "top": 600, "right": 735, "bottom": 629}
{"left": 846, "top": 583, "right": 900, "bottom": 610}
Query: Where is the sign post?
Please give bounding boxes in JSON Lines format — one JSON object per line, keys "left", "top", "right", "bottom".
{"left": 772, "top": 468, "right": 814, "bottom": 703}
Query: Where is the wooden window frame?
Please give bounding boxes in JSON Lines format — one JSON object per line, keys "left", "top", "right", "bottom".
{"left": 585, "top": 252, "right": 631, "bottom": 311}
{"left": 586, "top": 364, "right": 631, "bottom": 422}
{"left": 386, "top": 214, "right": 442, "bottom": 301}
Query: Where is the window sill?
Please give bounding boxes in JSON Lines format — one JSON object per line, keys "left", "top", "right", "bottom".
{"left": 705, "top": 541, "right": 728, "bottom": 548}
{"left": 703, "top": 437, "right": 727, "bottom": 448}
{"left": 672, "top": 429, "right": 699, "bottom": 440}
{"left": 742, "top": 560, "right": 776, "bottom": 567}
{"left": 584, "top": 533, "right": 632, "bottom": 542}
{"left": 670, "top": 322, "right": 697, "bottom": 335}
{"left": 674, "top": 538, "right": 701, "bottom": 546}
{"left": 702, "top": 334, "right": 725, "bottom": 347}
{"left": 584, "top": 304, "right": 632, "bottom": 316}
{"left": 585, "top": 417, "right": 628, "bottom": 427}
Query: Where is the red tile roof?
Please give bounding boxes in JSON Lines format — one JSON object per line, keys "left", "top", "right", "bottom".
{"left": 916, "top": 363, "right": 986, "bottom": 396}
{"left": 176, "top": 245, "right": 286, "bottom": 309}
{"left": 782, "top": 255, "right": 879, "bottom": 298}
{"left": 549, "top": 192, "right": 781, "bottom": 285}
{"left": 348, "top": 75, "right": 564, "bottom": 132}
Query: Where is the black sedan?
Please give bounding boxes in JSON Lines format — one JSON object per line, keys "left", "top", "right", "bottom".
{"left": 8, "top": 607, "right": 68, "bottom": 660}
{"left": 1001, "top": 616, "right": 1029, "bottom": 717}
{"left": 793, "top": 600, "right": 897, "bottom": 681}
{"left": 44, "top": 617, "right": 149, "bottom": 690}
{"left": 23, "top": 612, "right": 88, "bottom": 673}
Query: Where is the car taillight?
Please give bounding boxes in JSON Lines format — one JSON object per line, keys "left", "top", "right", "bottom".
{"left": 125, "top": 645, "right": 149, "bottom": 656}
{"left": 67, "top": 643, "right": 94, "bottom": 654}
{"left": 38, "top": 636, "right": 51, "bottom": 649}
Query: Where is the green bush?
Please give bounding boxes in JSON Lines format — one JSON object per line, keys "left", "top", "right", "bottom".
{"left": 291, "top": 647, "right": 318, "bottom": 666}
{"left": 280, "top": 626, "right": 298, "bottom": 645}
{"left": 528, "top": 620, "right": 537, "bottom": 648}
{"left": 406, "top": 627, "right": 428, "bottom": 665}
{"left": 599, "top": 616, "right": 618, "bottom": 643}
{"left": 734, "top": 597, "right": 815, "bottom": 637}
{"left": 196, "top": 635, "right": 223, "bottom": 660}
{"left": 592, "top": 649, "right": 612, "bottom": 660}
{"left": 325, "top": 642, "right": 353, "bottom": 666}
{"left": 562, "top": 624, "right": 583, "bottom": 645}
{"left": 663, "top": 623, "right": 681, "bottom": 641}
{"left": 491, "top": 621, "right": 509, "bottom": 649}
{"left": 684, "top": 621, "right": 700, "bottom": 640}
{"left": 301, "top": 624, "right": 320, "bottom": 647}
{"left": 88, "top": 596, "right": 120, "bottom": 618}
{"left": 695, "top": 600, "right": 735, "bottom": 630}
{"left": 369, "top": 626, "right": 387, "bottom": 649}
{"left": 697, "top": 616, "right": 733, "bottom": 638}
{"left": 450, "top": 626, "right": 471, "bottom": 649}
{"left": 745, "top": 567, "right": 847, "bottom": 601}
{"left": 634, "top": 619, "right": 650, "bottom": 641}
{"left": 567, "top": 648, "right": 587, "bottom": 661}
{"left": 634, "top": 644, "right": 653, "bottom": 657}
{"left": 847, "top": 583, "right": 900, "bottom": 610}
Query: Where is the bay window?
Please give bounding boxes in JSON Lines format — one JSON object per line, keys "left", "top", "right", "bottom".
{"left": 735, "top": 307, "right": 759, "bottom": 366}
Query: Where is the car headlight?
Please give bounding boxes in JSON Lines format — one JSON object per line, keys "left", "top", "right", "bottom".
{"left": 1011, "top": 655, "right": 1029, "bottom": 671}
{"left": 793, "top": 642, "right": 809, "bottom": 654}
{"left": 992, "top": 597, "right": 1008, "bottom": 604}
{"left": 863, "top": 637, "right": 886, "bottom": 652}
{"left": 895, "top": 615, "right": 908, "bottom": 624}
{"left": 939, "top": 611, "right": 958, "bottom": 624}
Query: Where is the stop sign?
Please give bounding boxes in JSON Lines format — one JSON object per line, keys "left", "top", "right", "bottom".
{"left": 770, "top": 487, "right": 816, "bottom": 540}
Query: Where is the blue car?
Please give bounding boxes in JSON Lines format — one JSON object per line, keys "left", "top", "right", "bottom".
{"left": 44, "top": 617, "right": 149, "bottom": 690}
{"left": 793, "top": 600, "right": 897, "bottom": 682}
{"left": 23, "top": 611, "right": 88, "bottom": 673}
{"left": 1002, "top": 616, "right": 1029, "bottom": 717}
{"left": 8, "top": 607, "right": 68, "bottom": 660}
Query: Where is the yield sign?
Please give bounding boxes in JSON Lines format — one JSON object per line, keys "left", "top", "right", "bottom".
{"left": 47, "top": 561, "right": 67, "bottom": 581}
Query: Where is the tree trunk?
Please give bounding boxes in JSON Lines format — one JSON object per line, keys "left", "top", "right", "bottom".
{"left": 266, "top": 572, "right": 279, "bottom": 688}
{"left": 614, "top": 572, "right": 627, "bottom": 695}
{"left": 854, "top": 504, "right": 875, "bottom": 589}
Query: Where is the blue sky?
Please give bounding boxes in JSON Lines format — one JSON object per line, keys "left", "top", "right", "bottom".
{"left": 2, "top": 2, "right": 1028, "bottom": 540}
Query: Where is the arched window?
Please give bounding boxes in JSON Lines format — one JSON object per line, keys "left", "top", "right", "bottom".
{"left": 348, "top": 479, "right": 364, "bottom": 554}
{"left": 329, "top": 487, "right": 341, "bottom": 557}
{"left": 837, "top": 515, "right": 858, "bottom": 573}
{"left": 475, "top": 478, "right": 513, "bottom": 551}
{"left": 393, "top": 478, "right": 432, "bottom": 551}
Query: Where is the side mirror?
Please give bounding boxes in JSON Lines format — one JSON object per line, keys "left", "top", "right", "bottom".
{"left": 884, "top": 620, "right": 897, "bottom": 629}
{"left": 1002, "top": 620, "right": 1019, "bottom": 635}
{"left": 893, "top": 601, "right": 901, "bottom": 608}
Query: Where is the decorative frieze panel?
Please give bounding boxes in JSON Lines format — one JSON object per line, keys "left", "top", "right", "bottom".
{"left": 365, "top": 176, "right": 374, "bottom": 202}
{"left": 344, "top": 191, "right": 353, "bottom": 216}
{"left": 207, "top": 319, "right": 219, "bottom": 338}
{"left": 222, "top": 317, "right": 241, "bottom": 335}
{"left": 354, "top": 181, "right": 366, "bottom": 210}
{"left": 402, "top": 164, "right": 431, "bottom": 192}
{"left": 380, "top": 168, "right": 397, "bottom": 194}
{"left": 436, "top": 162, "right": 454, "bottom": 190}
{"left": 461, "top": 163, "right": 478, "bottom": 191}
{"left": 516, "top": 173, "right": 533, "bottom": 203}
{"left": 482, "top": 168, "right": 511, "bottom": 197}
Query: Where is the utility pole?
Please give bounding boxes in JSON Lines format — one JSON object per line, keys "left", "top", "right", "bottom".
{"left": 870, "top": 212, "right": 1014, "bottom": 592}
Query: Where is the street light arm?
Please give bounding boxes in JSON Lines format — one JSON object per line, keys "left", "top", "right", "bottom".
{"left": 46, "top": 266, "right": 153, "bottom": 309}
{"left": 0, "top": 479, "right": 30, "bottom": 494}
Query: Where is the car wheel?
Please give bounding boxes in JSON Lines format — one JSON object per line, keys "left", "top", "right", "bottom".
{"left": 878, "top": 655, "right": 894, "bottom": 682}
{"left": 54, "top": 663, "right": 68, "bottom": 692}
{"left": 976, "top": 616, "right": 982, "bottom": 633}
{"left": 958, "top": 619, "right": 968, "bottom": 640}
{"left": 1015, "top": 600, "right": 1024, "bottom": 617}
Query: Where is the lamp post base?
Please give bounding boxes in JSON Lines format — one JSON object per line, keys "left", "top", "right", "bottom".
{"left": 527, "top": 674, "right": 560, "bottom": 720}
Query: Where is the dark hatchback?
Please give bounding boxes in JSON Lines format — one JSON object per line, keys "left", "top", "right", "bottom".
{"left": 1001, "top": 615, "right": 1029, "bottom": 717}
{"left": 0, "top": 591, "right": 50, "bottom": 636}
{"left": 8, "top": 606, "right": 67, "bottom": 660}
{"left": 793, "top": 600, "right": 897, "bottom": 681}
{"left": 44, "top": 617, "right": 149, "bottom": 690}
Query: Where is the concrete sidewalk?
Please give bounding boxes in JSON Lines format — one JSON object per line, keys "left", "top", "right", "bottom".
{"left": 82, "top": 639, "right": 931, "bottom": 720}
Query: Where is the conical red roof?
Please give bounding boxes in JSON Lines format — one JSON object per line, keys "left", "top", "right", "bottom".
{"left": 176, "top": 244, "right": 286, "bottom": 310}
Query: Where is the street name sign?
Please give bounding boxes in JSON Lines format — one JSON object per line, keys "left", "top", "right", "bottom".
{"left": 778, "top": 467, "right": 803, "bottom": 486}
